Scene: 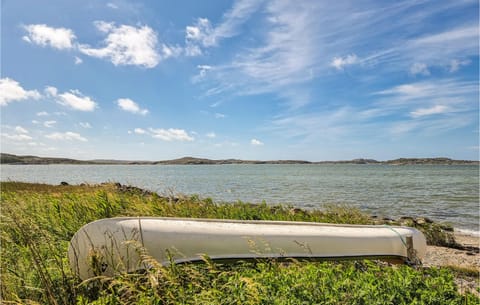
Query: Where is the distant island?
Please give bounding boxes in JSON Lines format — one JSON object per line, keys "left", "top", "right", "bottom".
{"left": 1, "top": 153, "right": 478, "bottom": 165}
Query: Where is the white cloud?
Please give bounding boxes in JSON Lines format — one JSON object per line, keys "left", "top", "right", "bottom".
{"left": 192, "top": 65, "right": 213, "bottom": 82}
{"left": 43, "top": 120, "right": 57, "bottom": 128}
{"left": 194, "top": 1, "right": 478, "bottom": 112}
{"left": 74, "top": 56, "right": 83, "bottom": 64}
{"left": 57, "top": 90, "right": 97, "bottom": 111}
{"left": 206, "top": 132, "right": 216, "bottom": 138}
{"left": 116, "top": 98, "right": 149, "bottom": 115}
{"left": 251, "top": 138, "right": 264, "bottom": 146}
{"left": 193, "top": 0, "right": 321, "bottom": 108}
{"left": 26, "top": 142, "right": 46, "bottom": 147}
{"left": 107, "top": 2, "right": 118, "bottom": 9}
{"left": 368, "top": 79, "right": 478, "bottom": 135}
{"left": 331, "top": 54, "right": 358, "bottom": 70}
{"left": 410, "top": 105, "right": 450, "bottom": 118}
{"left": 0, "top": 78, "right": 41, "bottom": 106}
{"left": 185, "top": 0, "right": 263, "bottom": 56}
{"left": 409, "top": 63, "right": 430, "bottom": 76}
{"left": 37, "top": 111, "right": 49, "bottom": 116}
{"left": 44, "top": 86, "right": 58, "bottom": 96}
{"left": 374, "top": 80, "right": 478, "bottom": 106}
{"left": 45, "top": 131, "right": 87, "bottom": 142}
{"left": 160, "top": 44, "right": 183, "bottom": 59}
{"left": 215, "top": 113, "right": 226, "bottom": 119}
{"left": 185, "top": 18, "right": 215, "bottom": 55}
{"left": 23, "top": 24, "right": 76, "bottom": 50}
{"left": 412, "top": 25, "right": 478, "bottom": 46}
{"left": 134, "top": 128, "right": 146, "bottom": 134}
{"left": 404, "top": 24, "right": 479, "bottom": 67}
{"left": 184, "top": 44, "right": 202, "bottom": 57}
{"left": 79, "top": 21, "right": 161, "bottom": 68}
{"left": 449, "top": 59, "right": 471, "bottom": 72}
{"left": 1, "top": 133, "right": 33, "bottom": 141}
{"left": 79, "top": 122, "right": 92, "bottom": 128}
{"left": 15, "top": 126, "right": 29, "bottom": 134}
{"left": 149, "top": 128, "right": 194, "bottom": 141}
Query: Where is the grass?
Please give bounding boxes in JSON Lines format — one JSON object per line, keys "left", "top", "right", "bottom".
{"left": 1, "top": 181, "right": 478, "bottom": 304}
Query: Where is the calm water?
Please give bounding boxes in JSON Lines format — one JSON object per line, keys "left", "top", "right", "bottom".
{"left": 1, "top": 164, "right": 478, "bottom": 233}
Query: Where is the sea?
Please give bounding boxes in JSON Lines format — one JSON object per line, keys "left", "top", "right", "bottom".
{"left": 1, "top": 164, "right": 478, "bottom": 235}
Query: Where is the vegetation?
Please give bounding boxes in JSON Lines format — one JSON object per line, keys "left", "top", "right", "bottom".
{"left": 1, "top": 182, "right": 478, "bottom": 304}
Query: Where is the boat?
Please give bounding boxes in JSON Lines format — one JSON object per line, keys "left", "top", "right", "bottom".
{"left": 68, "top": 217, "right": 427, "bottom": 280}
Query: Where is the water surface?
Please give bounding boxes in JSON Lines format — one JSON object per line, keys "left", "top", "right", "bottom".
{"left": 1, "top": 164, "right": 478, "bottom": 233}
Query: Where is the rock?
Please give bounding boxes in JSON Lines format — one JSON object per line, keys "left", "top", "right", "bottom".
{"left": 414, "top": 217, "right": 434, "bottom": 225}
{"left": 415, "top": 218, "right": 426, "bottom": 225}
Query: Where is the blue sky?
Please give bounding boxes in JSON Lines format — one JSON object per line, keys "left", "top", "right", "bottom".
{"left": 1, "top": 0, "right": 479, "bottom": 161}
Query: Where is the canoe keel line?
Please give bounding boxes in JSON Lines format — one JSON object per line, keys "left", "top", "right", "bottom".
{"left": 68, "top": 217, "right": 427, "bottom": 280}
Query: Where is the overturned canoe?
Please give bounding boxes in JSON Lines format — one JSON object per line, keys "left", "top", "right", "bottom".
{"left": 68, "top": 217, "right": 427, "bottom": 280}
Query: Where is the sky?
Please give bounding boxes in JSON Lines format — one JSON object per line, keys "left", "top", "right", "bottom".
{"left": 1, "top": 0, "right": 479, "bottom": 161}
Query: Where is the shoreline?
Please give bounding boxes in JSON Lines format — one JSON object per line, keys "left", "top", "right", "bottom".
{"left": 454, "top": 228, "right": 480, "bottom": 238}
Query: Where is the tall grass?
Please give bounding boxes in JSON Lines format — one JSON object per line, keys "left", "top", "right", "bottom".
{"left": 1, "top": 182, "right": 478, "bottom": 304}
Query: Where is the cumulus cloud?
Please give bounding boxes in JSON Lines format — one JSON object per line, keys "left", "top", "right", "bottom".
{"left": 251, "top": 138, "right": 264, "bottom": 145}
{"left": 134, "top": 128, "right": 146, "bottom": 134}
{"left": 78, "top": 21, "right": 161, "bottom": 68}
{"left": 409, "top": 63, "right": 430, "bottom": 76}
{"left": 56, "top": 89, "right": 97, "bottom": 111}
{"left": 44, "top": 86, "right": 58, "bottom": 96}
{"left": 45, "top": 131, "right": 87, "bottom": 142}
{"left": 330, "top": 54, "right": 358, "bottom": 70}
{"left": 0, "top": 78, "right": 41, "bottom": 106}
{"left": 74, "top": 56, "right": 83, "bottom": 64}
{"left": 15, "top": 126, "right": 29, "bottom": 134}
{"left": 206, "top": 132, "right": 216, "bottom": 138}
{"left": 23, "top": 24, "right": 76, "bottom": 50}
{"left": 116, "top": 98, "right": 149, "bottom": 115}
{"left": 148, "top": 128, "right": 194, "bottom": 141}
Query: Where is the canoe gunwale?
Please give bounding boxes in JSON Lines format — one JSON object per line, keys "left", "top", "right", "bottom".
{"left": 169, "top": 254, "right": 408, "bottom": 265}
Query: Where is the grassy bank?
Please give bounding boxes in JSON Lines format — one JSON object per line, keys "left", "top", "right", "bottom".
{"left": 1, "top": 182, "right": 478, "bottom": 304}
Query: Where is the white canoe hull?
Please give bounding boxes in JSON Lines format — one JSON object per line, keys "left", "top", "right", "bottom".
{"left": 68, "top": 217, "right": 427, "bottom": 280}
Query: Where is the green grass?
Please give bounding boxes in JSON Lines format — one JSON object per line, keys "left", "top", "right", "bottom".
{"left": 1, "top": 182, "right": 478, "bottom": 304}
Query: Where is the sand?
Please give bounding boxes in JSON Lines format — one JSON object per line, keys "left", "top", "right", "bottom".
{"left": 423, "top": 232, "right": 479, "bottom": 296}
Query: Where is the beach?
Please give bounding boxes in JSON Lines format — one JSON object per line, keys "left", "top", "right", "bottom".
{"left": 425, "top": 232, "right": 479, "bottom": 269}
{"left": 424, "top": 231, "right": 479, "bottom": 296}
